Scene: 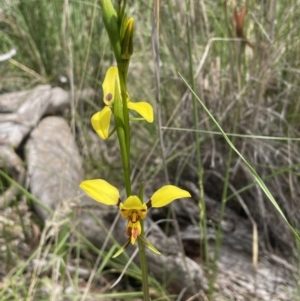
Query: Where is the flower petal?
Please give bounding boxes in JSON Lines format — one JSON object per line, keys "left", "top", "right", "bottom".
{"left": 127, "top": 220, "right": 141, "bottom": 244}
{"left": 79, "top": 179, "right": 120, "bottom": 205}
{"left": 103, "top": 67, "right": 120, "bottom": 106}
{"left": 127, "top": 101, "right": 154, "bottom": 123}
{"left": 91, "top": 107, "right": 112, "bottom": 140}
{"left": 122, "top": 195, "right": 147, "bottom": 210}
{"left": 149, "top": 185, "right": 191, "bottom": 208}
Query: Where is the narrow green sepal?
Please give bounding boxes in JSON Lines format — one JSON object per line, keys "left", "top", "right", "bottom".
{"left": 112, "top": 238, "right": 131, "bottom": 258}
{"left": 139, "top": 235, "right": 161, "bottom": 255}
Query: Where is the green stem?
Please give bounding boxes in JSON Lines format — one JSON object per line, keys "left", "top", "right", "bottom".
{"left": 137, "top": 235, "right": 150, "bottom": 301}
{"left": 116, "top": 64, "right": 132, "bottom": 197}
{"left": 115, "top": 73, "right": 150, "bottom": 300}
{"left": 118, "top": 63, "right": 131, "bottom": 167}
{"left": 116, "top": 122, "right": 132, "bottom": 196}
{"left": 117, "top": 59, "right": 150, "bottom": 301}
{"left": 138, "top": 183, "right": 150, "bottom": 300}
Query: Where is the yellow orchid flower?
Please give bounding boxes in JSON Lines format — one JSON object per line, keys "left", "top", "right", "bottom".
{"left": 79, "top": 179, "right": 191, "bottom": 256}
{"left": 92, "top": 67, "right": 154, "bottom": 140}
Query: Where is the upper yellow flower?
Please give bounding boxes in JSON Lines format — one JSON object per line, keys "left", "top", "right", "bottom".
{"left": 92, "top": 67, "right": 154, "bottom": 140}
{"left": 79, "top": 179, "right": 191, "bottom": 255}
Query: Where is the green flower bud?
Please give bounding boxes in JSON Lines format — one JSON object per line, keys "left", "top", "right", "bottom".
{"left": 99, "top": 0, "right": 121, "bottom": 60}
{"left": 121, "top": 17, "right": 134, "bottom": 59}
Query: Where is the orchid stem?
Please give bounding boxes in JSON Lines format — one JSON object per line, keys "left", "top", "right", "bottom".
{"left": 117, "top": 65, "right": 131, "bottom": 197}
{"left": 118, "top": 63, "right": 131, "bottom": 169}
{"left": 138, "top": 184, "right": 150, "bottom": 300}
{"left": 117, "top": 67, "right": 150, "bottom": 300}
{"left": 138, "top": 235, "right": 150, "bottom": 301}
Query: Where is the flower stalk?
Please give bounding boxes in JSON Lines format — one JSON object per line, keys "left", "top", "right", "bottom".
{"left": 137, "top": 237, "right": 150, "bottom": 300}
{"left": 117, "top": 68, "right": 131, "bottom": 181}
{"left": 137, "top": 183, "right": 150, "bottom": 300}
{"left": 113, "top": 73, "right": 132, "bottom": 196}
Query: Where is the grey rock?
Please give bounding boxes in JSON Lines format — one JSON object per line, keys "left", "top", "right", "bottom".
{"left": 0, "top": 85, "right": 96, "bottom": 207}
{"left": 26, "top": 116, "right": 83, "bottom": 220}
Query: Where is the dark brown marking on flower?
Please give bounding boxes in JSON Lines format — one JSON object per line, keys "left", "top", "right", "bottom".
{"left": 140, "top": 209, "right": 146, "bottom": 212}
{"left": 117, "top": 198, "right": 122, "bottom": 207}
{"left": 146, "top": 200, "right": 152, "bottom": 209}
{"left": 126, "top": 227, "right": 132, "bottom": 237}
{"left": 106, "top": 93, "right": 113, "bottom": 101}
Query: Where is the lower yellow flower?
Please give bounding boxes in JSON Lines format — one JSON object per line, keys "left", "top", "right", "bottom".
{"left": 79, "top": 179, "right": 191, "bottom": 256}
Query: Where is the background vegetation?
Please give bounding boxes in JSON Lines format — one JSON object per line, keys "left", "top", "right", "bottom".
{"left": 1, "top": 0, "right": 300, "bottom": 300}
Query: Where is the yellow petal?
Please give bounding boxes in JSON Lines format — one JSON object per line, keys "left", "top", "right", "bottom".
{"left": 149, "top": 185, "right": 191, "bottom": 208}
{"left": 102, "top": 67, "right": 120, "bottom": 106}
{"left": 91, "top": 107, "right": 112, "bottom": 140}
{"left": 127, "top": 101, "right": 154, "bottom": 123}
{"left": 79, "top": 179, "right": 120, "bottom": 205}
{"left": 122, "top": 195, "right": 147, "bottom": 210}
{"left": 127, "top": 220, "right": 141, "bottom": 244}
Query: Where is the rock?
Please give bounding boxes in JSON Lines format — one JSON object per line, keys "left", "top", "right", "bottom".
{"left": 0, "top": 85, "right": 96, "bottom": 207}
{"left": 0, "top": 85, "right": 97, "bottom": 147}
{"left": 26, "top": 116, "right": 83, "bottom": 220}
{"left": 0, "top": 85, "right": 53, "bottom": 147}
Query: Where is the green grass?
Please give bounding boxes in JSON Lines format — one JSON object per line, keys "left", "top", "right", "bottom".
{"left": 1, "top": 0, "right": 300, "bottom": 300}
